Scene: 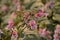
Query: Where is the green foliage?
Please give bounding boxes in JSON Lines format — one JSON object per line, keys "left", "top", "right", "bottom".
{"left": 41, "top": 0, "right": 46, "bottom": 5}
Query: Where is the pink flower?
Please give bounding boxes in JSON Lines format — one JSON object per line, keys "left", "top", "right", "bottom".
{"left": 41, "top": 29, "right": 47, "bottom": 36}
{"left": 23, "top": 12, "right": 30, "bottom": 23}
{"left": 56, "top": 25, "right": 60, "bottom": 29}
{"left": 16, "top": 5, "right": 22, "bottom": 11}
{"left": 35, "top": 13, "right": 43, "bottom": 18}
{"left": 13, "top": 0, "right": 20, "bottom": 5}
{"left": 53, "top": 24, "right": 60, "bottom": 40}
{"left": 8, "top": 20, "right": 14, "bottom": 26}
{"left": 16, "top": 1, "right": 21, "bottom": 5}
{"left": 1, "top": 5, "right": 7, "bottom": 12}
{"left": 39, "top": 8, "right": 44, "bottom": 13}
{"left": 45, "top": 2, "right": 54, "bottom": 9}
{"left": 44, "top": 13, "right": 49, "bottom": 17}
{"left": 53, "top": 34, "right": 59, "bottom": 40}
{"left": 12, "top": 30, "right": 18, "bottom": 37}
{"left": 55, "top": 24, "right": 60, "bottom": 32}
{"left": 12, "top": 31, "right": 17, "bottom": 35}
{"left": 24, "top": 12, "right": 29, "bottom": 18}
{"left": 39, "top": 28, "right": 45, "bottom": 36}
{"left": 29, "top": 20, "right": 37, "bottom": 30}
{"left": 54, "top": 30, "right": 58, "bottom": 34}
{"left": 39, "top": 28, "right": 51, "bottom": 38}
{"left": 35, "top": 8, "right": 44, "bottom": 18}
{"left": 29, "top": 20, "right": 36, "bottom": 26}
{"left": 45, "top": 3, "right": 50, "bottom": 8}
{"left": 10, "top": 12, "right": 17, "bottom": 18}
{"left": 39, "top": 28, "right": 43, "bottom": 34}
{"left": 30, "top": 25, "right": 37, "bottom": 30}
{"left": 47, "top": 35, "right": 52, "bottom": 39}
{"left": 13, "top": 0, "right": 18, "bottom": 4}
{"left": 54, "top": 34, "right": 58, "bottom": 38}
{"left": 53, "top": 39, "right": 59, "bottom": 40}
{"left": 7, "top": 20, "right": 14, "bottom": 30}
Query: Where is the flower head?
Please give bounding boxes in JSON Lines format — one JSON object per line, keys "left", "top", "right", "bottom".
{"left": 17, "top": 5, "right": 22, "bottom": 11}
{"left": 8, "top": 20, "right": 14, "bottom": 26}
{"left": 1, "top": 5, "right": 7, "bottom": 12}
{"left": 55, "top": 24, "right": 60, "bottom": 33}
{"left": 29, "top": 20, "right": 37, "bottom": 30}
{"left": 53, "top": 24, "right": 60, "bottom": 40}
{"left": 35, "top": 8, "right": 44, "bottom": 18}
{"left": 6, "top": 20, "right": 14, "bottom": 30}
{"left": 39, "top": 28, "right": 51, "bottom": 38}
{"left": 53, "top": 34, "right": 59, "bottom": 40}
{"left": 39, "top": 8, "right": 44, "bottom": 13}
{"left": 13, "top": 0, "right": 20, "bottom": 5}
{"left": 10, "top": 12, "right": 17, "bottom": 19}
{"left": 11, "top": 30, "right": 18, "bottom": 38}
{"left": 56, "top": 25, "right": 60, "bottom": 29}
{"left": 35, "top": 13, "right": 43, "bottom": 18}
{"left": 23, "top": 12, "right": 30, "bottom": 24}
{"left": 45, "top": 2, "right": 54, "bottom": 9}
{"left": 44, "top": 13, "right": 49, "bottom": 17}
{"left": 29, "top": 20, "right": 36, "bottom": 26}
{"left": 13, "top": 0, "right": 18, "bottom": 4}
{"left": 12, "top": 30, "right": 17, "bottom": 35}
{"left": 24, "top": 12, "right": 29, "bottom": 18}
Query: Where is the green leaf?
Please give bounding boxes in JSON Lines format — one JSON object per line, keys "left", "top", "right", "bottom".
{"left": 25, "top": 1, "right": 35, "bottom": 10}
{"left": 46, "top": 24, "right": 55, "bottom": 32}
{"left": 41, "top": 0, "right": 46, "bottom": 5}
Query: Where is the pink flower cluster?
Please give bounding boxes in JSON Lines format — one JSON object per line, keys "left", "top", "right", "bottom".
{"left": 45, "top": 1, "right": 54, "bottom": 9}
{"left": 6, "top": 20, "right": 14, "bottom": 30}
{"left": 53, "top": 24, "right": 60, "bottom": 40}
{"left": 35, "top": 8, "right": 44, "bottom": 18}
{"left": 12, "top": 30, "right": 18, "bottom": 37}
{"left": 23, "top": 12, "right": 30, "bottom": 23}
{"left": 10, "top": 12, "right": 17, "bottom": 19}
{"left": 29, "top": 20, "right": 37, "bottom": 30}
{"left": 1, "top": 5, "right": 7, "bottom": 12}
{"left": 13, "top": 0, "right": 22, "bottom": 11}
{"left": 39, "top": 28, "right": 51, "bottom": 39}
{"left": 35, "top": 8, "right": 49, "bottom": 19}
{"left": 23, "top": 12, "right": 30, "bottom": 19}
